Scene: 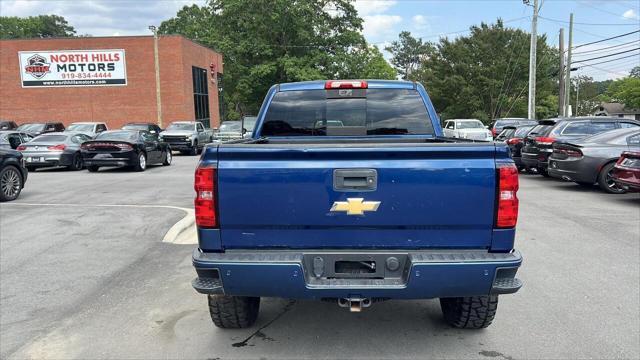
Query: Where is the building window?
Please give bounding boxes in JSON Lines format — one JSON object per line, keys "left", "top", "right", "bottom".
{"left": 192, "top": 66, "right": 210, "bottom": 128}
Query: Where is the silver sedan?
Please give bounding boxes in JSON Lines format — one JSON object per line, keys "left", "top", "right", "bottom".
{"left": 17, "top": 132, "right": 92, "bottom": 171}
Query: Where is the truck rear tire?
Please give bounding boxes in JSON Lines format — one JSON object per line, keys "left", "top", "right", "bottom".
{"left": 440, "top": 295, "right": 498, "bottom": 329}
{"left": 208, "top": 295, "right": 260, "bottom": 329}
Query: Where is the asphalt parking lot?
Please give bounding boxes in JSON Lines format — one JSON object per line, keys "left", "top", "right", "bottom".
{"left": 1, "top": 155, "right": 639, "bottom": 360}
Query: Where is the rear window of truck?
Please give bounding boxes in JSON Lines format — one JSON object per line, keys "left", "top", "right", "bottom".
{"left": 261, "top": 89, "right": 434, "bottom": 136}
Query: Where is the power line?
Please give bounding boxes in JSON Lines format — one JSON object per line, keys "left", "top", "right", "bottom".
{"left": 578, "top": 63, "right": 632, "bottom": 77}
{"left": 572, "top": 39, "right": 639, "bottom": 55}
{"left": 573, "top": 30, "right": 640, "bottom": 49}
{"left": 576, "top": 53, "right": 640, "bottom": 67}
{"left": 538, "top": 16, "right": 639, "bottom": 26}
{"left": 578, "top": 0, "right": 639, "bottom": 21}
{"left": 573, "top": 48, "right": 639, "bottom": 63}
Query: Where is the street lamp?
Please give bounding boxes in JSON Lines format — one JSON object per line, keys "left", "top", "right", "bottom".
{"left": 149, "top": 25, "right": 162, "bottom": 128}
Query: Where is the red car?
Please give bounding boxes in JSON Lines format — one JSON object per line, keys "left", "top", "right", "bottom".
{"left": 612, "top": 151, "right": 640, "bottom": 192}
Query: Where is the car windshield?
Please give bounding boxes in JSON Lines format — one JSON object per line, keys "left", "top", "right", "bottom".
{"left": 261, "top": 88, "right": 434, "bottom": 136}
{"left": 167, "top": 123, "right": 194, "bottom": 131}
{"left": 457, "top": 121, "right": 485, "bottom": 129}
{"left": 527, "top": 124, "right": 553, "bottom": 137}
{"left": 243, "top": 117, "right": 258, "bottom": 131}
{"left": 67, "top": 124, "right": 95, "bottom": 132}
{"left": 17, "top": 123, "right": 45, "bottom": 132}
{"left": 32, "top": 134, "right": 68, "bottom": 142}
{"left": 219, "top": 122, "right": 242, "bottom": 132}
{"left": 496, "top": 128, "right": 516, "bottom": 139}
{"left": 514, "top": 126, "right": 534, "bottom": 137}
{"left": 95, "top": 131, "right": 138, "bottom": 141}
{"left": 122, "top": 124, "right": 150, "bottom": 130}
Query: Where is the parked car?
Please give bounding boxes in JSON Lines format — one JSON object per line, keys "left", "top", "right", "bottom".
{"left": 191, "top": 80, "right": 522, "bottom": 330}
{"left": 121, "top": 122, "right": 163, "bottom": 134}
{"left": 16, "top": 132, "right": 91, "bottom": 171}
{"left": 81, "top": 130, "right": 171, "bottom": 172}
{"left": 159, "top": 121, "right": 213, "bottom": 155}
{"left": 490, "top": 118, "right": 537, "bottom": 138}
{"left": 612, "top": 149, "right": 640, "bottom": 192}
{"left": 17, "top": 122, "right": 65, "bottom": 136}
{"left": 496, "top": 125, "right": 536, "bottom": 171}
{"left": 213, "top": 120, "right": 244, "bottom": 142}
{"left": 548, "top": 128, "right": 640, "bottom": 193}
{"left": 521, "top": 117, "right": 639, "bottom": 176}
{"left": 0, "top": 131, "right": 34, "bottom": 150}
{"left": 0, "top": 120, "right": 18, "bottom": 130}
{"left": 65, "top": 122, "right": 108, "bottom": 138}
{"left": 0, "top": 148, "right": 28, "bottom": 201}
{"left": 442, "top": 119, "right": 493, "bottom": 141}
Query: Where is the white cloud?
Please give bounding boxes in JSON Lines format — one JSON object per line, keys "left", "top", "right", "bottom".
{"left": 353, "top": 0, "right": 397, "bottom": 16}
{"left": 622, "top": 9, "right": 639, "bottom": 20}
{"left": 411, "top": 15, "right": 432, "bottom": 33}
{"left": 362, "top": 14, "right": 403, "bottom": 40}
{"left": 0, "top": 0, "right": 205, "bottom": 36}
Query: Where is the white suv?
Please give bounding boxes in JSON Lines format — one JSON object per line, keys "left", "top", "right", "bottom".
{"left": 443, "top": 119, "right": 493, "bottom": 141}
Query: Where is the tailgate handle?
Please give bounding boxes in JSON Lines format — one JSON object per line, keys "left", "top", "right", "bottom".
{"left": 333, "top": 169, "right": 377, "bottom": 192}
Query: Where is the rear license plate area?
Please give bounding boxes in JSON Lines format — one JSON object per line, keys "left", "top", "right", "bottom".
{"left": 303, "top": 253, "right": 409, "bottom": 281}
{"left": 335, "top": 260, "right": 376, "bottom": 275}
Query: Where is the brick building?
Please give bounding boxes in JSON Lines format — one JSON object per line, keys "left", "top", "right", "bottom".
{"left": 0, "top": 35, "right": 223, "bottom": 129}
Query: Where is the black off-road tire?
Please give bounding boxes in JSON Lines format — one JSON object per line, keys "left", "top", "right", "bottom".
{"left": 208, "top": 295, "right": 260, "bottom": 329}
{"left": 440, "top": 295, "right": 498, "bottom": 329}
{"left": 598, "top": 162, "right": 626, "bottom": 194}
{"left": 87, "top": 166, "right": 100, "bottom": 172}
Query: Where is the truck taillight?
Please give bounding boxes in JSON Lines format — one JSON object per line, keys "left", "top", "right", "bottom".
{"left": 325, "top": 80, "right": 368, "bottom": 89}
{"left": 194, "top": 165, "right": 217, "bottom": 228}
{"left": 495, "top": 163, "right": 519, "bottom": 228}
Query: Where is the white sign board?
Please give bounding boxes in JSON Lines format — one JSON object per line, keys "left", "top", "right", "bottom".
{"left": 18, "top": 49, "right": 127, "bottom": 87}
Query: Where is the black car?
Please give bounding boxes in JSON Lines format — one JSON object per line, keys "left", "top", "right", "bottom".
{"left": 548, "top": 128, "right": 640, "bottom": 193}
{"left": 495, "top": 125, "right": 536, "bottom": 170}
{"left": 0, "top": 148, "right": 28, "bottom": 202}
{"left": 81, "top": 130, "right": 172, "bottom": 172}
{"left": 17, "top": 122, "right": 65, "bottom": 136}
{"left": 0, "top": 120, "right": 18, "bottom": 130}
{"left": 490, "top": 118, "right": 537, "bottom": 138}
{"left": 521, "top": 117, "right": 640, "bottom": 176}
{"left": 121, "top": 122, "right": 163, "bottom": 135}
{"left": 0, "top": 131, "right": 34, "bottom": 150}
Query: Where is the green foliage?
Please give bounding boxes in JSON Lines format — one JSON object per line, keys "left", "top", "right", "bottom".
{"left": 385, "top": 31, "right": 434, "bottom": 80}
{"left": 630, "top": 66, "right": 640, "bottom": 79}
{"left": 606, "top": 77, "right": 640, "bottom": 109}
{"left": 0, "top": 15, "right": 76, "bottom": 39}
{"left": 412, "top": 20, "right": 558, "bottom": 121}
{"left": 160, "top": 0, "right": 386, "bottom": 117}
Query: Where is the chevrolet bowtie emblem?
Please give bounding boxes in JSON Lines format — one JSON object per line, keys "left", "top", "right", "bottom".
{"left": 330, "top": 198, "right": 381, "bottom": 215}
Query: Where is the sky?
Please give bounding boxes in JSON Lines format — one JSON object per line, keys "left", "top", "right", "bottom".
{"left": 1, "top": 0, "right": 639, "bottom": 81}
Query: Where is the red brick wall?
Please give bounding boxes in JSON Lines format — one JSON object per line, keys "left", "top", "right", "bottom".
{"left": 0, "top": 35, "right": 223, "bottom": 130}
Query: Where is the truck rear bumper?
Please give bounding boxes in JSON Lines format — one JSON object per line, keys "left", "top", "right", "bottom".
{"left": 192, "top": 249, "right": 523, "bottom": 299}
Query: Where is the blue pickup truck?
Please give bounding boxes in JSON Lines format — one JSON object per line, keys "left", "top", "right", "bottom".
{"left": 191, "top": 80, "right": 522, "bottom": 329}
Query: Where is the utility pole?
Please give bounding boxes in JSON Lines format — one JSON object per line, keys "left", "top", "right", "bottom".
{"left": 564, "top": 13, "right": 573, "bottom": 117}
{"left": 558, "top": 28, "right": 565, "bottom": 116}
{"left": 527, "top": 0, "right": 539, "bottom": 120}
{"left": 149, "top": 25, "right": 163, "bottom": 128}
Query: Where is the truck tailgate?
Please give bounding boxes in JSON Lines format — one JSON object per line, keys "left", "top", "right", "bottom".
{"left": 216, "top": 142, "right": 497, "bottom": 249}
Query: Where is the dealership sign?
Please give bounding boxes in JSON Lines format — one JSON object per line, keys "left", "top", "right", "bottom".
{"left": 19, "top": 49, "right": 127, "bottom": 87}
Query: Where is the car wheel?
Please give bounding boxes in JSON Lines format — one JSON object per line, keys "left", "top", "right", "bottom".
{"left": 598, "top": 162, "right": 626, "bottom": 194}
{"left": 69, "top": 152, "right": 83, "bottom": 171}
{"left": 87, "top": 166, "right": 100, "bottom": 172}
{"left": 162, "top": 149, "right": 172, "bottom": 166}
{"left": 134, "top": 152, "right": 147, "bottom": 172}
{"left": 0, "top": 165, "right": 23, "bottom": 202}
{"left": 190, "top": 141, "right": 198, "bottom": 155}
{"left": 440, "top": 295, "right": 498, "bottom": 329}
{"left": 208, "top": 295, "right": 260, "bottom": 329}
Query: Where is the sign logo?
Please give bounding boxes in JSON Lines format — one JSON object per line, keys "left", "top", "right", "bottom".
{"left": 330, "top": 198, "right": 381, "bottom": 215}
{"left": 24, "top": 54, "right": 50, "bottom": 79}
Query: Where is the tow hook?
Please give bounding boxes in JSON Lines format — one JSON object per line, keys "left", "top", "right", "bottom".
{"left": 338, "top": 297, "right": 372, "bottom": 312}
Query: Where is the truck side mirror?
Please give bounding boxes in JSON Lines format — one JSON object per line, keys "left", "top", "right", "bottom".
{"left": 242, "top": 128, "right": 247, "bottom": 135}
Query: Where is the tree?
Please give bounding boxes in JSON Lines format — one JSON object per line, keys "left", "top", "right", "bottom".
{"left": 606, "top": 77, "right": 640, "bottom": 109}
{"left": 629, "top": 66, "right": 640, "bottom": 79}
{"left": 160, "top": 0, "right": 373, "bottom": 117}
{"left": 385, "top": 31, "right": 434, "bottom": 80}
{"left": 335, "top": 45, "right": 396, "bottom": 80}
{"left": 413, "top": 20, "right": 558, "bottom": 121}
{"left": 0, "top": 15, "right": 76, "bottom": 39}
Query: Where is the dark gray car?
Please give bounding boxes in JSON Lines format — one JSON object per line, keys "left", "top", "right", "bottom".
{"left": 17, "top": 132, "right": 92, "bottom": 171}
{"left": 0, "top": 131, "right": 34, "bottom": 150}
{"left": 548, "top": 128, "right": 640, "bottom": 193}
